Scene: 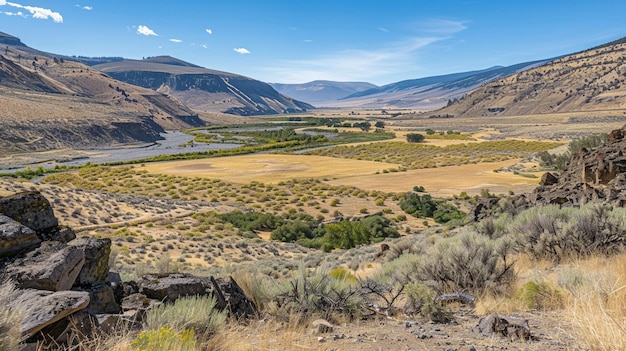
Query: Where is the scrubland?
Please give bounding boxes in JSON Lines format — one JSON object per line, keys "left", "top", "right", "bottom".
{"left": 1, "top": 114, "right": 624, "bottom": 350}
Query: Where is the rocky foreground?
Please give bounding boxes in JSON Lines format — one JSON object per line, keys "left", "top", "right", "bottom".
{"left": 0, "top": 191, "right": 257, "bottom": 349}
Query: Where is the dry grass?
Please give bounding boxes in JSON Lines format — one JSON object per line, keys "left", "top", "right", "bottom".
{"left": 562, "top": 253, "right": 626, "bottom": 351}
{"left": 327, "top": 159, "right": 540, "bottom": 196}
{"left": 143, "top": 154, "right": 399, "bottom": 184}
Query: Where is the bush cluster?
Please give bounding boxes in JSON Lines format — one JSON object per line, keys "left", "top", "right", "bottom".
{"left": 399, "top": 192, "right": 465, "bottom": 224}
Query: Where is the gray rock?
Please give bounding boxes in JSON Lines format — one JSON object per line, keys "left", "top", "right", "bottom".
{"left": 121, "top": 293, "right": 152, "bottom": 311}
{"left": 311, "top": 319, "right": 334, "bottom": 334}
{"left": 14, "top": 289, "right": 90, "bottom": 339}
{"left": 69, "top": 237, "right": 111, "bottom": 286}
{"left": 78, "top": 283, "right": 121, "bottom": 314}
{"left": 477, "top": 313, "right": 531, "bottom": 340}
{"left": 539, "top": 171, "right": 558, "bottom": 186}
{"left": 6, "top": 241, "right": 85, "bottom": 291}
{"left": 38, "top": 226, "right": 76, "bottom": 243}
{"left": 138, "top": 273, "right": 209, "bottom": 302}
{"left": 0, "top": 214, "right": 41, "bottom": 258}
{"left": 25, "top": 310, "right": 97, "bottom": 347}
{"left": 0, "top": 191, "right": 58, "bottom": 232}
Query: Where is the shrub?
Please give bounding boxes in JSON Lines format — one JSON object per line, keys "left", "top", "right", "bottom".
{"left": 511, "top": 204, "right": 626, "bottom": 262}
{"left": 132, "top": 325, "right": 196, "bottom": 351}
{"left": 515, "top": 281, "right": 562, "bottom": 310}
{"left": 219, "top": 211, "right": 283, "bottom": 232}
{"left": 145, "top": 295, "right": 227, "bottom": 340}
{"left": 270, "top": 221, "right": 313, "bottom": 242}
{"left": 420, "top": 230, "right": 515, "bottom": 295}
{"left": 275, "top": 268, "right": 364, "bottom": 322}
{"left": 321, "top": 215, "right": 399, "bottom": 250}
{"left": 406, "top": 133, "right": 425, "bottom": 143}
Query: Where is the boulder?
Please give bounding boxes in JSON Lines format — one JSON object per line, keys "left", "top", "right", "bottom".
{"left": 14, "top": 289, "right": 90, "bottom": 339}
{"left": 121, "top": 293, "right": 152, "bottom": 311}
{"left": 69, "top": 237, "right": 111, "bottom": 286}
{"left": 6, "top": 241, "right": 85, "bottom": 291}
{"left": 0, "top": 191, "right": 58, "bottom": 232}
{"left": 76, "top": 283, "right": 121, "bottom": 314}
{"left": 0, "top": 214, "right": 41, "bottom": 258}
{"left": 138, "top": 273, "right": 209, "bottom": 302}
{"left": 135, "top": 273, "right": 257, "bottom": 319}
{"left": 539, "top": 171, "right": 558, "bottom": 186}
{"left": 38, "top": 226, "right": 76, "bottom": 243}
{"left": 477, "top": 313, "right": 531, "bottom": 340}
{"left": 25, "top": 310, "right": 97, "bottom": 347}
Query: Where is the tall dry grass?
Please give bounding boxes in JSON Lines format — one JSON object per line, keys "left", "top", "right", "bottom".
{"left": 561, "top": 253, "right": 626, "bottom": 351}
{"left": 0, "top": 279, "right": 22, "bottom": 351}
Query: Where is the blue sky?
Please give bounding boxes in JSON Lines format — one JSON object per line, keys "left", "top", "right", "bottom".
{"left": 2, "top": 1, "right": 626, "bottom": 85}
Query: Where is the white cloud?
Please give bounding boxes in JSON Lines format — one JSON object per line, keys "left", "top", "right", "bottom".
{"left": 417, "top": 19, "right": 468, "bottom": 35}
{"left": 2, "top": 1, "right": 63, "bottom": 22}
{"left": 201, "top": 44, "right": 208, "bottom": 48}
{"left": 262, "top": 36, "right": 443, "bottom": 83}
{"left": 1, "top": 10, "right": 25, "bottom": 17}
{"left": 378, "top": 27, "right": 389, "bottom": 33}
{"left": 234, "top": 47, "right": 250, "bottom": 54}
{"left": 82, "top": 6, "right": 92, "bottom": 10}
{"left": 303, "top": 39, "right": 312, "bottom": 43}
{"left": 260, "top": 19, "right": 469, "bottom": 84}
{"left": 170, "top": 38, "right": 182, "bottom": 43}
{"left": 137, "top": 25, "right": 157, "bottom": 36}
{"left": 205, "top": 28, "right": 212, "bottom": 34}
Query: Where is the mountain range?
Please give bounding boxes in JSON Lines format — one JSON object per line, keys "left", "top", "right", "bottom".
{"left": 2, "top": 29, "right": 626, "bottom": 155}
{"left": 271, "top": 61, "right": 549, "bottom": 109}
{"left": 93, "top": 56, "right": 313, "bottom": 116}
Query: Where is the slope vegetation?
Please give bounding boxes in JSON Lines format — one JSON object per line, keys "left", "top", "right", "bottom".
{"left": 95, "top": 56, "right": 313, "bottom": 116}
{"left": 0, "top": 32, "right": 203, "bottom": 155}
{"left": 431, "top": 39, "right": 626, "bottom": 117}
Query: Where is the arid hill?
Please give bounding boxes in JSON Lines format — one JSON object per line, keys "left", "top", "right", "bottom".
{"left": 94, "top": 56, "right": 313, "bottom": 116}
{"left": 0, "top": 32, "right": 205, "bottom": 155}
{"left": 428, "top": 38, "right": 626, "bottom": 117}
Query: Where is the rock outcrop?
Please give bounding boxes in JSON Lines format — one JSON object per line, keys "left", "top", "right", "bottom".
{"left": 0, "top": 190, "right": 258, "bottom": 349}
{"left": 526, "top": 126, "right": 626, "bottom": 207}
{"left": 472, "top": 126, "right": 626, "bottom": 220}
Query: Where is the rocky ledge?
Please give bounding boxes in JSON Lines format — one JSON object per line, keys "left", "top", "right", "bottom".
{"left": 0, "top": 191, "right": 257, "bottom": 349}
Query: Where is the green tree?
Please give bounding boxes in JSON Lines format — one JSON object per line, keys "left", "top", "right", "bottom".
{"left": 406, "top": 133, "right": 425, "bottom": 143}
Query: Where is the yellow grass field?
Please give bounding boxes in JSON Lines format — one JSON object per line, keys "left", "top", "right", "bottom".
{"left": 143, "top": 155, "right": 540, "bottom": 197}
{"left": 143, "top": 154, "right": 401, "bottom": 184}
{"left": 326, "top": 159, "right": 540, "bottom": 196}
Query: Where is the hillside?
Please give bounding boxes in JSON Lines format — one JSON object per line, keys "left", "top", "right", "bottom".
{"left": 94, "top": 57, "right": 314, "bottom": 116}
{"left": 0, "top": 32, "right": 204, "bottom": 155}
{"left": 269, "top": 80, "right": 377, "bottom": 106}
{"left": 317, "top": 61, "right": 548, "bottom": 110}
{"left": 427, "top": 38, "right": 626, "bottom": 117}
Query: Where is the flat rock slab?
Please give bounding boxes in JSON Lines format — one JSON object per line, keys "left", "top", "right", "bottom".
{"left": 0, "top": 191, "right": 58, "bottom": 231}
{"left": 139, "top": 273, "right": 209, "bottom": 302}
{"left": 6, "top": 241, "right": 85, "bottom": 291}
{"left": 14, "top": 289, "right": 90, "bottom": 338}
{"left": 0, "top": 214, "right": 41, "bottom": 258}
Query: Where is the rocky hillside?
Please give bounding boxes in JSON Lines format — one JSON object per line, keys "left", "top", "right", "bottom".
{"left": 317, "top": 61, "right": 548, "bottom": 110}
{"left": 0, "top": 32, "right": 204, "bottom": 155}
{"left": 94, "top": 56, "right": 313, "bottom": 116}
{"left": 429, "top": 37, "right": 626, "bottom": 117}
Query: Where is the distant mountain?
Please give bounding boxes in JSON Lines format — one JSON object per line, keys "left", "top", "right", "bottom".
{"left": 425, "top": 37, "right": 626, "bottom": 118}
{"left": 269, "top": 80, "right": 377, "bottom": 106}
{"left": 94, "top": 56, "right": 313, "bottom": 116}
{"left": 0, "top": 32, "right": 202, "bottom": 154}
{"left": 321, "top": 61, "right": 550, "bottom": 110}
